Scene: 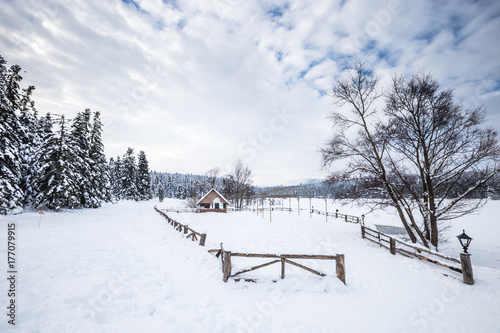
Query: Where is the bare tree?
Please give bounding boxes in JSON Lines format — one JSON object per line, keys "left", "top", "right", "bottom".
{"left": 224, "top": 159, "right": 253, "bottom": 209}
{"left": 322, "top": 60, "right": 500, "bottom": 249}
{"left": 384, "top": 72, "right": 500, "bottom": 248}
{"left": 206, "top": 167, "right": 221, "bottom": 189}
{"left": 321, "top": 59, "right": 423, "bottom": 245}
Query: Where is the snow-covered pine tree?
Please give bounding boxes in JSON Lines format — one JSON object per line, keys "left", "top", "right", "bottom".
{"left": 150, "top": 171, "right": 165, "bottom": 201}
{"left": 39, "top": 112, "right": 53, "bottom": 137}
{"left": 0, "top": 56, "right": 23, "bottom": 214}
{"left": 18, "top": 85, "right": 43, "bottom": 206}
{"left": 121, "top": 147, "right": 140, "bottom": 201}
{"left": 70, "top": 108, "right": 93, "bottom": 207}
{"left": 150, "top": 171, "right": 159, "bottom": 196}
{"left": 5, "top": 63, "right": 22, "bottom": 109}
{"left": 158, "top": 186, "right": 164, "bottom": 202}
{"left": 166, "top": 174, "right": 174, "bottom": 198}
{"left": 137, "top": 150, "right": 152, "bottom": 200}
{"left": 108, "top": 157, "right": 121, "bottom": 200}
{"left": 174, "top": 183, "right": 184, "bottom": 199}
{"left": 89, "top": 111, "right": 111, "bottom": 205}
{"left": 34, "top": 115, "right": 83, "bottom": 211}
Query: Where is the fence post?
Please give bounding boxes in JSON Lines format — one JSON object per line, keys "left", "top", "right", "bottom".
{"left": 460, "top": 253, "right": 474, "bottom": 285}
{"left": 361, "top": 225, "right": 366, "bottom": 238}
{"left": 281, "top": 257, "right": 285, "bottom": 279}
{"left": 325, "top": 198, "right": 328, "bottom": 223}
{"left": 336, "top": 254, "right": 346, "bottom": 285}
{"left": 184, "top": 225, "right": 189, "bottom": 234}
{"left": 390, "top": 238, "right": 396, "bottom": 255}
{"left": 269, "top": 199, "right": 272, "bottom": 223}
{"left": 222, "top": 251, "right": 232, "bottom": 282}
{"left": 309, "top": 197, "right": 312, "bottom": 218}
{"left": 199, "top": 233, "right": 207, "bottom": 246}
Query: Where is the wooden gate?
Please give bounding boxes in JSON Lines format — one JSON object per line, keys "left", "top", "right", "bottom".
{"left": 210, "top": 247, "right": 346, "bottom": 284}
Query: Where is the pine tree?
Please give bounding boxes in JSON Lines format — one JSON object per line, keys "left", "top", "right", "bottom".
{"left": 137, "top": 150, "right": 152, "bottom": 200}
{"left": 121, "top": 147, "right": 139, "bottom": 200}
{"left": 174, "top": 184, "right": 184, "bottom": 199}
{"left": 39, "top": 112, "right": 53, "bottom": 137}
{"left": 109, "top": 157, "right": 122, "bottom": 200}
{"left": 5, "top": 64, "right": 22, "bottom": 109}
{"left": 18, "top": 85, "right": 42, "bottom": 206}
{"left": 158, "top": 187, "right": 164, "bottom": 202}
{"left": 166, "top": 175, "right": 173, "bottom": 198}
{"left": 34, "top": 115, "right": 83, "bottom": 211}
{"left": 0, "top": 56, "right": 23, "bottom": 214}
{"left": 70, "top": 108, "right": 93, "bottom": 207}
{"left": 88, "top": 111, "right": 111, "bottom": 205}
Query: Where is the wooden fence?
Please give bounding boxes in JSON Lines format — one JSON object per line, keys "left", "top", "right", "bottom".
{"left": 155, "top": 204, "right": 472, "bottom": 284}
{"left": 158, "top": 207, "right": 197, "bottom": 213}
{"left": 209, "top": 246, "right": 346, "bottom": 284}
{"left": 360, "top": 224, "right": 462, "bottom": 273}
{"left": 246, "top": 206, "right": 361, "bottom": 223}
{"left": 311, "top": 209, "right": 360, "bottom": 223}
{"left": 154, "top": 206, "right": 207, "bottom": 246}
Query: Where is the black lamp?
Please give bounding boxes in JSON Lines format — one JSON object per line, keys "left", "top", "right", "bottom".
{"left": 457, "top": 230, "right": 472, "bottom": 253}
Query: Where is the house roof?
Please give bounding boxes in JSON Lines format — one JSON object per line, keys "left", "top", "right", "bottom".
{"left": 196, "top": 188, "right": 230, "bottom": 205}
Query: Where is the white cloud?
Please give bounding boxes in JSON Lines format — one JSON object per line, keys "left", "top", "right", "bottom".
{"left": 1, "top": 0, "right": 499, "bottom": 185}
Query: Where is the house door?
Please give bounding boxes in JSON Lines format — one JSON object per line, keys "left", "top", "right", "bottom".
{"left": 214, "top": 203, "right": 220, "bottom": 209}
{"left": 214, "top": 197, "right": 220, "bottom": 209}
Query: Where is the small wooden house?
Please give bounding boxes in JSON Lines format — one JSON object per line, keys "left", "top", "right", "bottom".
{"left": 197, "top": 188, "right": 230, "bottom": 213}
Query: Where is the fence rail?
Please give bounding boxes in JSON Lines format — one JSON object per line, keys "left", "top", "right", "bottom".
{"left": 360, "top": 224, "right": 462, "bottom": 273}
{"left": 208, "top": 246, "right": 346, "bottom": 284}
{"left": 311, "top": 209, "right": 360, "bottom": 223}
{"left": 158, "top": 207, "right": 197, "bottom": 213}
{"left": 154, "top": 206, "right": 206, "bottom": 246}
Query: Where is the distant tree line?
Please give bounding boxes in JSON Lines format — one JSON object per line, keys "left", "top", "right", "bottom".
{"left": 323, "top": 174, "right": 500, "bottom": 201}
{"left": 0, "top": 55, "right": 152, "bottom": 214}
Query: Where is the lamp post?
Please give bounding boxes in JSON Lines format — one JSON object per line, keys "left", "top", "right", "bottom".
{"left": 457, "top": 229, "right": 474, "bottom": 285}
{"left": 457, "top": 230, "right": 472, "bottom": 253}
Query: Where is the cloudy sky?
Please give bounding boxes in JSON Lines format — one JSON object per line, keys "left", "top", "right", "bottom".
{"left": 1, "top": 0, "right": 499, "bottom": 185}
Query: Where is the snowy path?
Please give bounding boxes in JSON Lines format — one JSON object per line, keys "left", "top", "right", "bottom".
{"left": 1, "top": 199, "right": 499, "bottom": 332}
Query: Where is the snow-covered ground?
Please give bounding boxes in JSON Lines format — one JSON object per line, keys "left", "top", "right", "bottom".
{"left": 1, "top": 198, "right": 499, "bottom": 332}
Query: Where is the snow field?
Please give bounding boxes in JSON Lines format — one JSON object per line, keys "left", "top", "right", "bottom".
{"left": 0, "top": 198, "right": 499, "bottom": 332}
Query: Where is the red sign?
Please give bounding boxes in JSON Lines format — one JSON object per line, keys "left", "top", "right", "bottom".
{"left": 38, "top": 211, "right": 45, "bottom": 215}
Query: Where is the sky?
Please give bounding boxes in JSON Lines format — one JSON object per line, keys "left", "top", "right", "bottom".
{"left": 1, "top": 0, "right": 500, "bottom": 186}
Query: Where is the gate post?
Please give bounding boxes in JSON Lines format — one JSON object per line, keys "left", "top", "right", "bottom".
{"left": 281, "top": 257, "right": 285, "bottom": 279}
{"left": 222, "top": 251, "right": 232, "bottom": 282}
{"left": 336, "top": 254, "right": 346, "bottom": 285}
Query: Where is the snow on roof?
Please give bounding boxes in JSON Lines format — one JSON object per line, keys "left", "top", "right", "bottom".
{"left": 196, "top": 188, "right": 230, "bottom": 205}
